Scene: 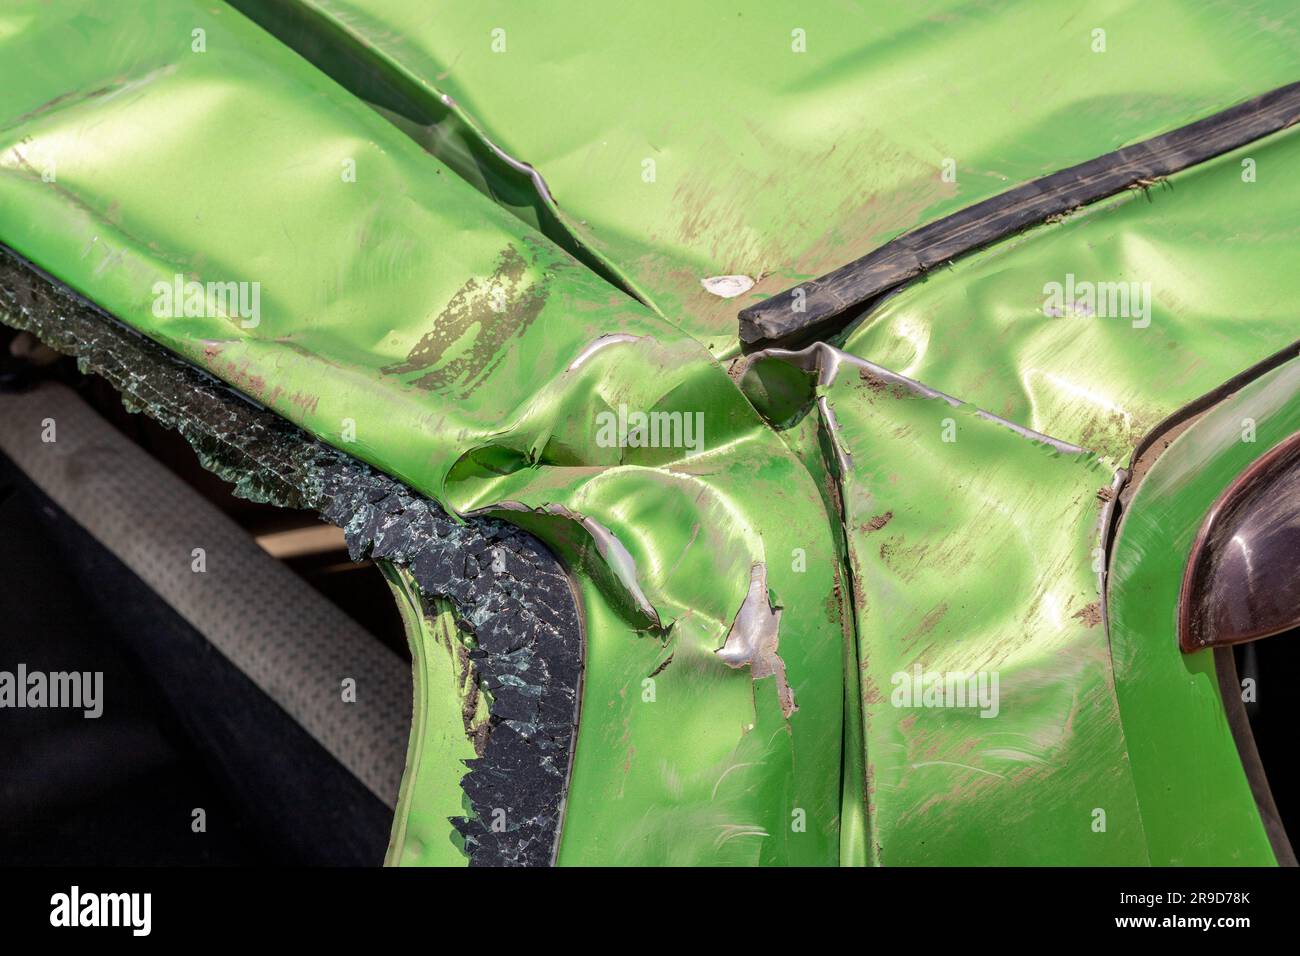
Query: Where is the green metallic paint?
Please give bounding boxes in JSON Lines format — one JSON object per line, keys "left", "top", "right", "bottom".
{"left": 1106, "top": 358, "right": 1300, "bottom": 865}
{"left": 744, "top": 350, "right": 1148, "bottom": 864}
{"left": 2, "top": 0, "right": 1296, "bottom": 866}
{"left": 843, "top": 128, "right": 1300, "bottom": 464}
{"left": 239, "top": 0, "right": 1300, "bottom": 355}
{"left": 381, "top": 565, "right": 482, "bottom": 867}
{"left": 0, "top": 0, "right": 845, "bottom": 865}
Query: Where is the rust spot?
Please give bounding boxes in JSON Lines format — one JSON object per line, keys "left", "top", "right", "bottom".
{"left": 862, "top": 510, "right": 893, "bottom": 533}
{"left": 289, "top": 390, "right": 320, "bottom": 415}
{"left": 856, "top": 367, "right": 908, "bottom": 399}
{"left": 825, "top": 577, "right": 844, "bottom": 626}
{"left": 858, "top": 367, "right": 887, "bottom": 395}
{"left": 1073, "top": 602, "right": 1103, "bottom": 628}
{"left": 821, "top": 467, "right": 844, "bottom": 520}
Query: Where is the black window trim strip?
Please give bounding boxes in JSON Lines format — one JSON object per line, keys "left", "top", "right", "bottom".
{"left": 739, "top": 81, "right": 1300, "bottom": 349}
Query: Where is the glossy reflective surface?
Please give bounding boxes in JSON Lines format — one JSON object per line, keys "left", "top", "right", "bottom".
{"left": 239, "top": 0, "right": 1300, "bottom": 356}
{"left": 741, "top": 343, "right": 1148, "bottom": 865}
{"left": 843, "top": 128, "right": 1300, "bottom": 466}
{"left": 5, "top": 0, "right": 1300, "bottom": 866}
{"left": 0, "top": 0, "right": 847, "bottom": 866}
{"left": 1181, "top": 433, "right": 1300, "bottom": 652}
{"left": 1107, "top": 359, "right": 1300, "bottom": 864}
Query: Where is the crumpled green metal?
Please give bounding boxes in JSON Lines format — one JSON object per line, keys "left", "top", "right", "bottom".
{"left": 843, "top": 129, "right": 1300, "bottom": 465}
{"left": 242, "top": 0, "right": 1300, "bottom": 355}
{"left": 741, "top": 345, "right": 1148, "bottom": 864}
{"left": 380, "top": 566, "right": 485, "bottom": 867}
{"left": 4, "top": 0, "right": 1299, "bottom": 868}
{"left": 0, "top": 0, "right": 844, "bottom": 865}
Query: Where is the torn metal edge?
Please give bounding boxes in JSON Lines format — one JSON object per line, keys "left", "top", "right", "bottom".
{"left": 739, "top": 81, "right": 1300, "bottom": 348}
{"left": 0, "top": 243, "right": 584, "bottom": 868}
{"left": 716, "top": 562, "right": 796, "bottom": 719}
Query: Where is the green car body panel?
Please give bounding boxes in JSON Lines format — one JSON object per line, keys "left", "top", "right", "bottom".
{"left": 1107, "top": 358, "right": 1300, "bottom": 865}
{"left": 0, "top": 0, "right": 1296, "bottom": 865}
{"left": 231, "top": 0, "right": 1300, "bottom": 357}
{"left": 842, "top": 129, "right": 1300, "bottom": 465}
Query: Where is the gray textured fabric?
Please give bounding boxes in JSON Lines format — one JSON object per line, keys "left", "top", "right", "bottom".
{"left": 0, "top": 382, "right": 410, "bottom": 807}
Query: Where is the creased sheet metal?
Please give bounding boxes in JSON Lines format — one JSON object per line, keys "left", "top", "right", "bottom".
{"left": 0, "top": 0, "right": 845, "bottom": 865}
{"left": 4, "top": 0, "right": 1298, "bottom": 868}
{"left": 742, "top": 345, "right": 1148, "bottom": 864}
{"left": 243, "top": 0, "right": 1300, "bottom": 354}
{"left": 842, "top": 128, "right": 1300, "bottom": 464}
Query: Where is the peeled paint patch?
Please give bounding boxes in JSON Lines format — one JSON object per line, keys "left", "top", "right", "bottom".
{"left": 716, "top": 563, "right": 796, "bottom": 717}
{"left": 700, "top": 275, "right": 755, "bottom": 299}
{"left": 381, "top": 244, "right": 547, "bottom": 397}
